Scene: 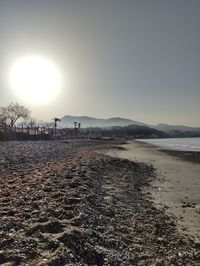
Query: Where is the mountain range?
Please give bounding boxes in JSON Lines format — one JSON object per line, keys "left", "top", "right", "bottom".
{"left": 60, "top": 115, "right": 144, "bottom": 128}
{"left": 60, "top": 115, "right": 200, "bottom": 133}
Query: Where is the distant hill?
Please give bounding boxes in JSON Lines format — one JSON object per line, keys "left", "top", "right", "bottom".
{"left": 60, "top": 115, "right": 144, "bottom": 128}
{"left": 82, "top": 124, "right": 167, "bottom": 139}
{"left": 59, "top": 115, "right": 200, "bottom": 137}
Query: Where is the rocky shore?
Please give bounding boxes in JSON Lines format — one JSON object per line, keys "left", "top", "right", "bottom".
{"left": 0, "top": 140, "right": 199, "bottom": 265}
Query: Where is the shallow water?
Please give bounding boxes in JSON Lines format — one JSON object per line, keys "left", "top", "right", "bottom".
{"left": 136, "top": 137, "right": 200, "bottom": 152}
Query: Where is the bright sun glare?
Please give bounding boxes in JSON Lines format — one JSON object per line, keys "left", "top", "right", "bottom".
{"left": 10, "top": 56, "right": 62, "bottom": 104}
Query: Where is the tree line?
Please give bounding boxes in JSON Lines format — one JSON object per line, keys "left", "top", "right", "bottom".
{"left": 82, "top": 125, "right": 168, "bottom": 139}
{"left": 0, "top": 102, "right": 56, "bottom": 128}
{"left": 0, "top": 102, "right": 31, "bottom": 127}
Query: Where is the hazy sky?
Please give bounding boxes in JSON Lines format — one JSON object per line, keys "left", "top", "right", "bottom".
{"left": 0, "top": 0, "right": 199, "bottom": 126}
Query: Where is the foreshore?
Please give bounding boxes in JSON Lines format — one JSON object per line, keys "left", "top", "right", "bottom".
{"left": 104, "top": 141, "right": 200, "bottom": 241}
{"left": 160, "top": 149, "right": 200, "bottom": 164}
{"left": 0, "top": 140, "right": 200, "bottom": 265}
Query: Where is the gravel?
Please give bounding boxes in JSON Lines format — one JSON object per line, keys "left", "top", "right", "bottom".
{"left": 0, "top": 140, "right": 199, "bottom": 265}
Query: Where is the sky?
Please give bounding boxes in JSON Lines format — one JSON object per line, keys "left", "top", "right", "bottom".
{"left": 0, "top": 0, "right": 199, "bottom": 126}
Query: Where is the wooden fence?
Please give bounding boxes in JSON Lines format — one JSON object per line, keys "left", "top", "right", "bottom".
{"left": 0, "top": 124, "right": 82, "bottom": 141}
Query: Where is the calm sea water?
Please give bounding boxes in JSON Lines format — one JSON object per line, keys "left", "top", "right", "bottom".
{"left": 136, "top": 137, "right": 200, "bottom": 152}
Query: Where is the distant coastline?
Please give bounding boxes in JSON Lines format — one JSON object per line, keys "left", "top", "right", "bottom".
{"left": 136, "top": 137, "right": 200, "bottom": 152}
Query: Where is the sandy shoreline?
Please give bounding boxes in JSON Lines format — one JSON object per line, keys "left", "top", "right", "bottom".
{"left": 0, "top": 140, "right": 200, "bottom": 265}
{"left": 104, "top": 141, "right": 200, "bottom": 241}
{"left": 160, "top": 149, "right": 200, "bottom": 164}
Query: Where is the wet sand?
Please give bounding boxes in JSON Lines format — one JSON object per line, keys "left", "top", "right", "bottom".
{"left": 104, "top": 141, "right": 200, "bottom": 241}
{"left": 0, "top": 140, "right": 200, "bottom": 265}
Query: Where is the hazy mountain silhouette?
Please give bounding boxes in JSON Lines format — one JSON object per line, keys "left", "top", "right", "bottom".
{"left": 60, "top": 115, "right": 145, "bottom": 128}
{"left": 60, "top": 115, "right": 200, "bottom": 134}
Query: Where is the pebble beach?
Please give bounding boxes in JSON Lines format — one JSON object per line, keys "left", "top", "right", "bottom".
{"left": 0, "top": 140, "right": 200, "bottom": 265}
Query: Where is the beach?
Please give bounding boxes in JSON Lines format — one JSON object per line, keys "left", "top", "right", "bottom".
{"left": 104, "top": 141, "right": 200, "bottom": 241}
{"left": 0, "top": 140, "right": 200, "bottom": 265}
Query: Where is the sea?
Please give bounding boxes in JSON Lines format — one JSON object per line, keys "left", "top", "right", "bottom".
{"left": 136, "top": 137, "right": 200, "bottom": 152}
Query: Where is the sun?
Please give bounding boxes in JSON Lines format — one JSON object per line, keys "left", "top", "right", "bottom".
{"left": 9, "top": 56, "right": 62, "bottom": 104}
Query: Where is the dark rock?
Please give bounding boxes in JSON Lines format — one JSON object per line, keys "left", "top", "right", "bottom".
{"left": 0, "top": 251, "right": 6, "bottom": 264}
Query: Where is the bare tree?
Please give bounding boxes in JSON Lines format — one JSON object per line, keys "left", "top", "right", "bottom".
{"left": 0, "top": 113, "right": 6, "bottom": 124}
{"left": 28, "top": 117, "right": 37, "bottom": 127}
{"left": 0, "top": 102, "right": 30, "bottom": 127}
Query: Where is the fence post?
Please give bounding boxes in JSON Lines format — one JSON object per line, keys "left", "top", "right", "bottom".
{"left": 14, "top": 125, "right": 16, "bottom": 140}
{"left": 4, "top": 123, "right": 6, "bottom": 140}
